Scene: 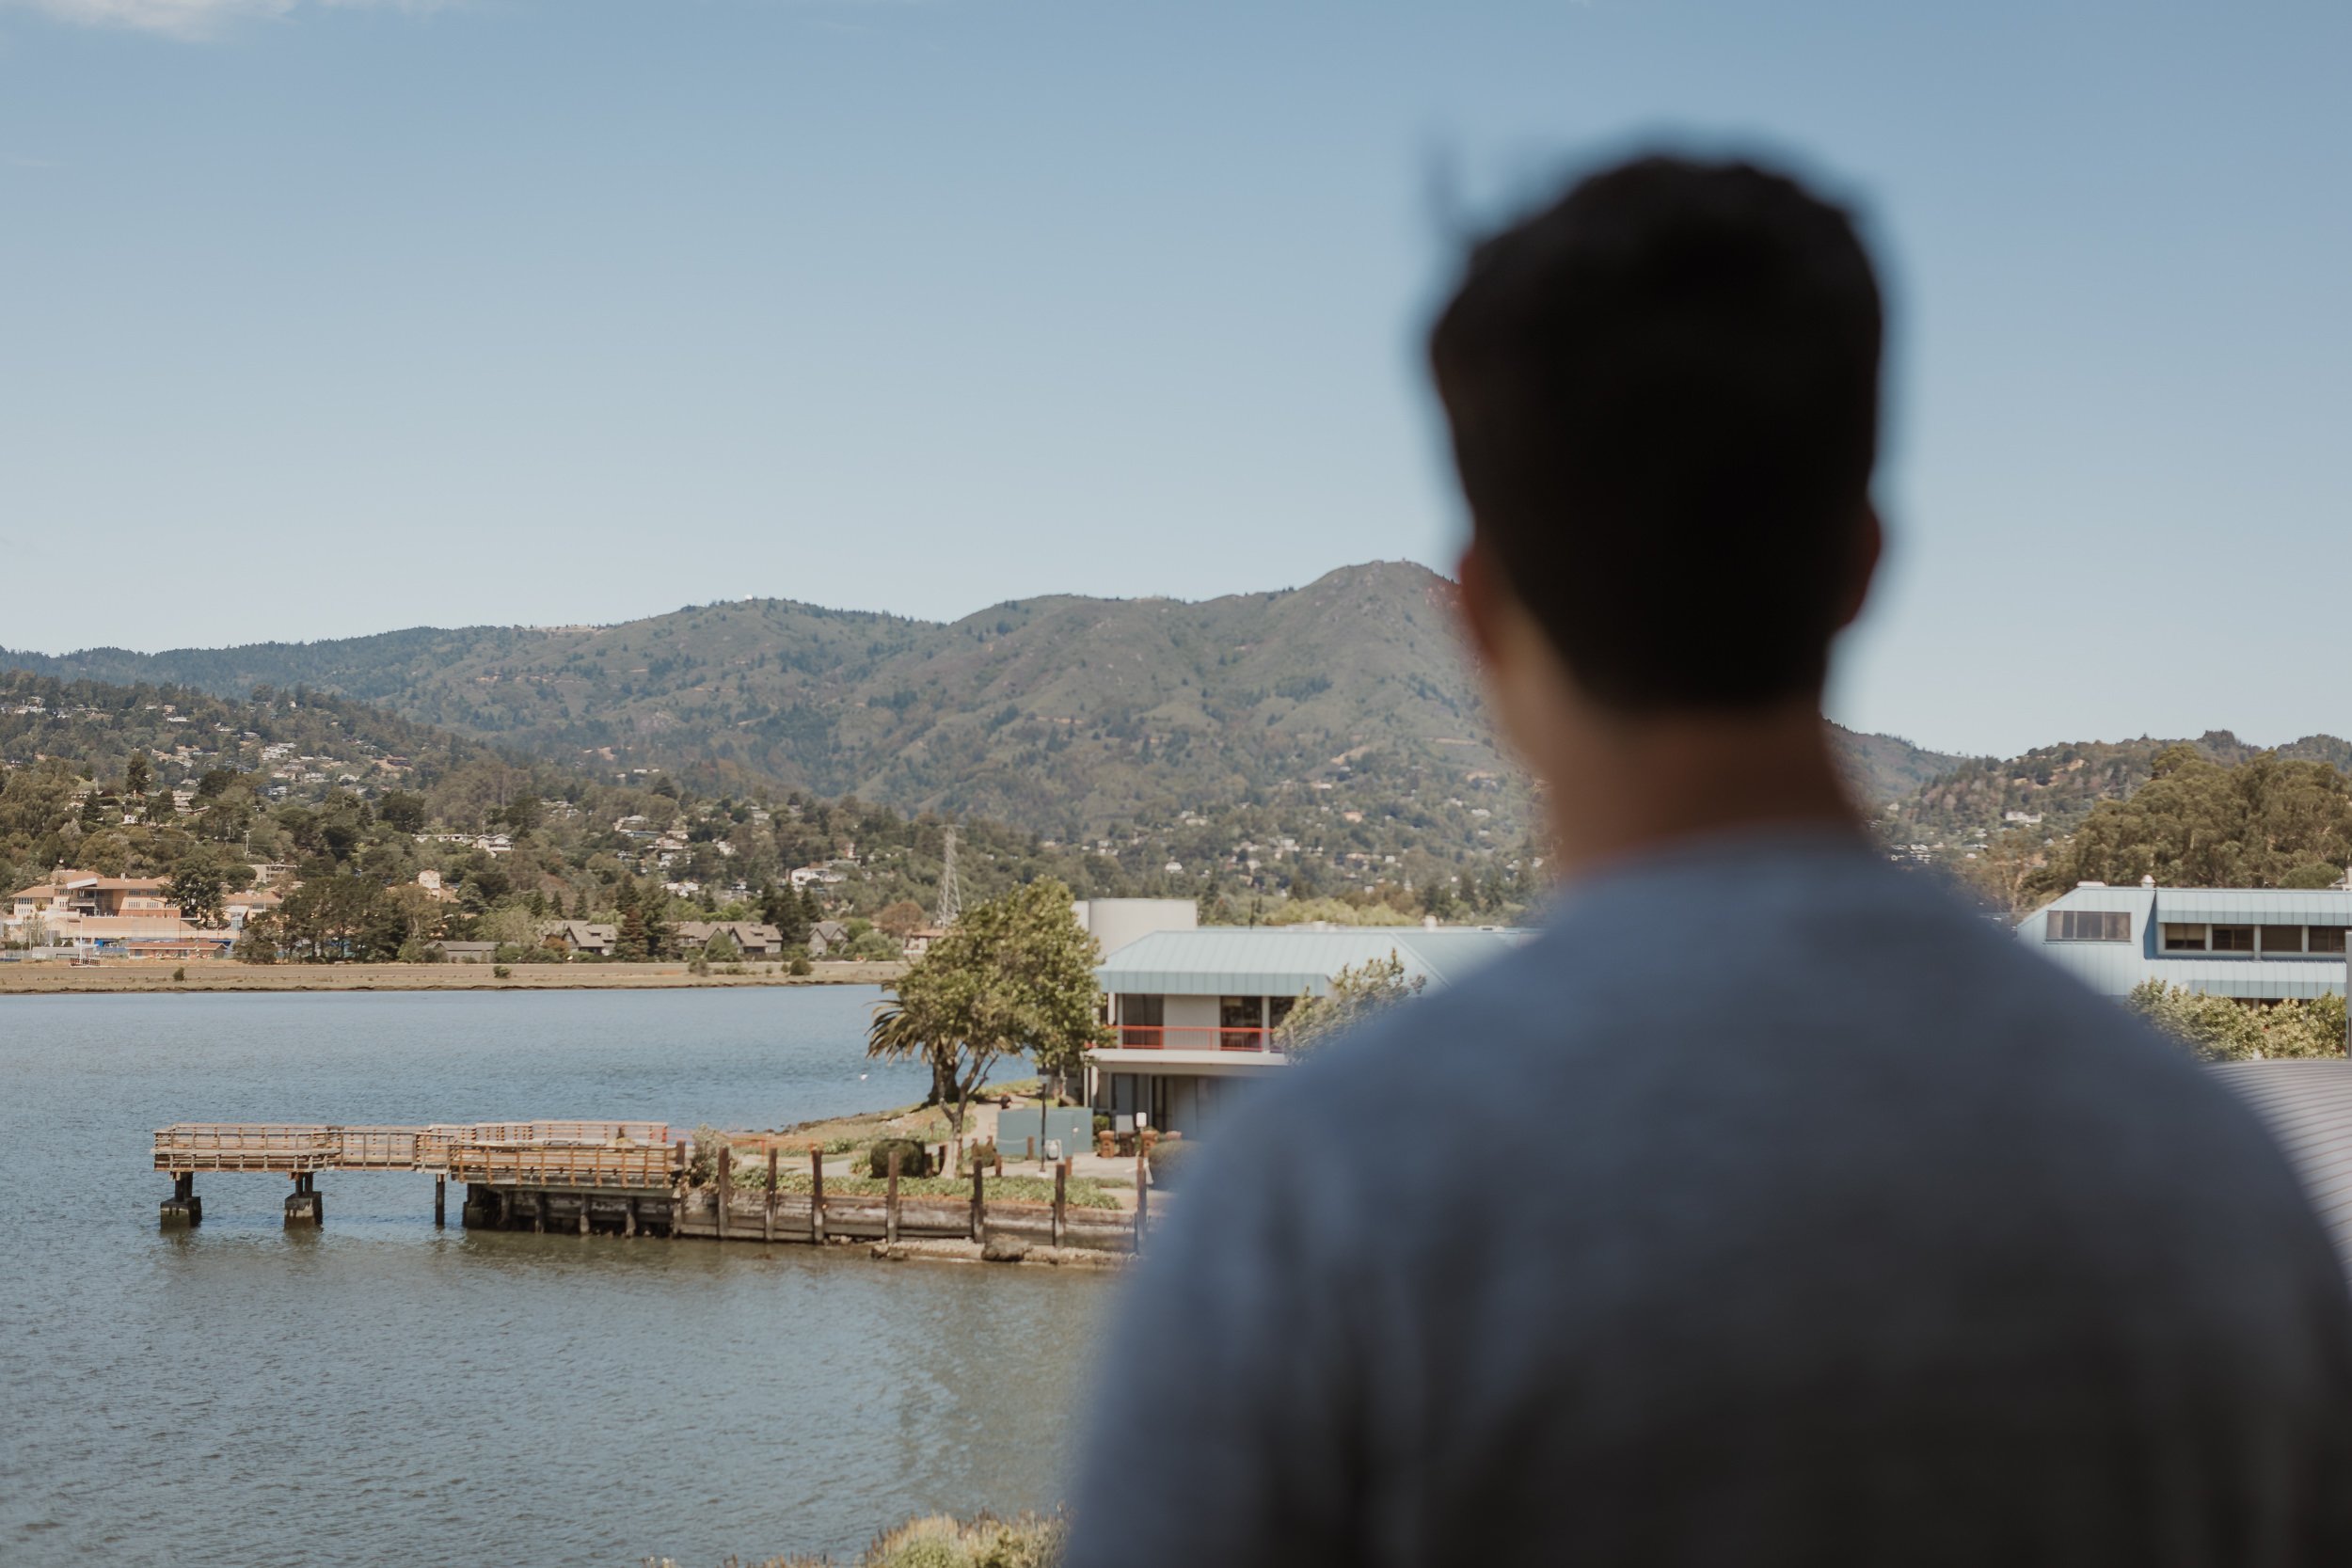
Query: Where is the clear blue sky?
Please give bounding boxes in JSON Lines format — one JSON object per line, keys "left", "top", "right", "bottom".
{"left": 3, "top": 0, "right": 2346, "bottom": 759}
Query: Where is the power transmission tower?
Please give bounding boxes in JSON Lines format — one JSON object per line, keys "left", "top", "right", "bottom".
{"left": 933, "top": 827, "right": 962, "bottom": 927}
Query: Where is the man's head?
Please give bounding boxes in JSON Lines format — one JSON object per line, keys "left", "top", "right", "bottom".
{"left": 1432, "top": 154, "right": 1883, "bottom": 716}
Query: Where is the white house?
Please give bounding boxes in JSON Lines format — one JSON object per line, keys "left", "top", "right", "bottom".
{"left": 2021, "top": 881, "right": 2352, "bottom": 1003}
{"left": 1088, "top": 925, "right": 1529, "bottom": 1136}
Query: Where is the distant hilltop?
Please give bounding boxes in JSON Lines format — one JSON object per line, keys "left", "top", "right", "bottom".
{"left": 12, "top": 560, "right": 2294, "bottom": 864}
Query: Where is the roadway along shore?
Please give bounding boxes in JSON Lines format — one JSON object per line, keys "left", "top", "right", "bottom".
{"left": 0, "top": 959, "right": 909, "bottom": 995}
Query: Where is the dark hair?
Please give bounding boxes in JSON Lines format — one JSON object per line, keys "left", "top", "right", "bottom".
{"left": 1429, "top": 154, "right": 1883, "bottom": 710}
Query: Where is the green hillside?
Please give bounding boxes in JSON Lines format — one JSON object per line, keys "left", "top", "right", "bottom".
{"left": 1880, "top": 730, "right": 2352, "bottom": 847}
{"left": 5, "top": 563, "right": 1504, "bottom": 839}
{"left": 5, "top": 562, "right": 1968, "bottom": 854}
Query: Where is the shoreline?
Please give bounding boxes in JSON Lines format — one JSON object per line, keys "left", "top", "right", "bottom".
{"left": 0, "top": 959, "right": 908, "bottom": 995}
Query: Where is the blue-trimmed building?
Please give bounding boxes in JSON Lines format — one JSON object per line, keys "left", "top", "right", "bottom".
{"left": 2019, "top": 882, "right": 2352, "bottom": 1002}
{"left": 1088, "top": 926, "right": 1530, "bottom": 1135}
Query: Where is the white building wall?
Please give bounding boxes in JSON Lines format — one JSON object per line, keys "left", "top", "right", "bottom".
{"left": 1163, "top": 994, "right": 1219, "bottom": 1037}
{"left": 1076, "top": 898, "right": 1198, "bottom": 957}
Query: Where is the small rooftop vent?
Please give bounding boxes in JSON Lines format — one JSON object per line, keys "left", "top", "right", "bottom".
{"left": 2076, "top": 880, "right": 2107, "bottom": 889}
{"left": 2141, "top": 874, "right": 2156, "bottom": 889}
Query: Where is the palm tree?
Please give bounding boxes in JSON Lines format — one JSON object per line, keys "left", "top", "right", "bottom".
{"left": 867, "top": 1001, "right": 952, "bottom": 1108}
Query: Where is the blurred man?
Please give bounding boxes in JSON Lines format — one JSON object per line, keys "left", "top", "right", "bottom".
{"left": 1065, "top": 155, "right": 2352, "bottom": 1566}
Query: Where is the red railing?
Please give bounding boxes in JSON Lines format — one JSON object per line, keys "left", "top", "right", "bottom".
{"left": 1108, "top": 1024, "right": 1284, "bottom": 1054}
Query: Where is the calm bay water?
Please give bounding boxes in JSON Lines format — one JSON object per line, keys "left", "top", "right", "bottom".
{"left": 0, "top": 988, "right": 1111, "bottom": 1567}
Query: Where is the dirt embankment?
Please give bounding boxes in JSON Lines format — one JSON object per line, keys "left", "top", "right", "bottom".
{"left": 0, "top": 959, "right": 908, "bottom": 995}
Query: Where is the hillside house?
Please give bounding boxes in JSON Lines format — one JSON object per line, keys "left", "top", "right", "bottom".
{"left": 1088, "top": 926, "right": 1529, "bottom": 1136}
{"left": 806, "top": 920, "right": 851, "bottom": 957}
{"left": 544, "top": 921, "right": 618, "bottom": 957}
{"left": 675, "top": 920, "right": 787, "bottom": 958}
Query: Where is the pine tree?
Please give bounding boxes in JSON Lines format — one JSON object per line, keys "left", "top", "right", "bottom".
{"left": 613, "top": 879, "right": 648, "bottom": 960}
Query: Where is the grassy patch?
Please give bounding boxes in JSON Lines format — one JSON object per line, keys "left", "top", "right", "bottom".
{"left": 653, "top": 1509, "right": 1065, "bottom": 1568}
{"left": 729, "top": 1169, "right": 1120, "bottom": 1211}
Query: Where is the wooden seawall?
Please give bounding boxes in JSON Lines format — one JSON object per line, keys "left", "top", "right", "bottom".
{"left": 151, "top": 1122, "right": 1144, "bottom": 1258}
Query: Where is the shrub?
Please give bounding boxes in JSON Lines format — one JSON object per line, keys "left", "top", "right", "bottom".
{"left": 171, "top": 966, "right": 186, "bottom": 982}
{"left": 865, "top": 1512, "right": 1066, "bottom": 1568}
{"left": 2128, "top": 980, "right": 2347, "bottom": 1062}
{"left": 965, "top": 1139, "right": 998, "bottom": 1172}
{"left": 868, "top": 1136, "right": 932, "bottom": 1179}
{"left": 1091, "top": 1113, "right": 1111, "bottom": 1135}
{"left": 687, "top": 1125, "right": 727, "bottom": 1187}
{"left": 788, "top": 955, "right": 813, "bottom": 976}
{"left": 1146, "top": 1137, "right": 1198, "bottom": 1187}
{"left": 492, "top": 963, "right": 512, "bottom": 979}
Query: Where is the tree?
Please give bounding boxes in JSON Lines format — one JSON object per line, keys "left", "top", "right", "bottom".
{"left": 164, "top": 847, "right": 231, "bottom": 927}
{"left": 759, "top": 882, "right": 811, "bottom": 947}
{"left": 642, "top": 894, "right": 677, "bottom": 959}
{"left": 701, "top": 927, "right": 740, "bottom": 963}
{"left": 2032, "top": 750, "right": 2352, "bottom": 896}
{"left": 377, "top": 791, "right": 428, "bottom": 834}
{"left": 866, "top": 879, "right": 1107, "bottom": 1141}
{"left": 1278, "top": 951, "right": 1426, "bottom": 1056}
{"left": 2128, "top": 980, "right": 2345, "bottom": 1064}
{"left": 124, "top": 751, "right": 152, "bottom": 799}
{"left": 272, "top": 875, "right": 394, "bottom": 961}
{"left": 874, "top": 899, "right": 927, "bottom": 940}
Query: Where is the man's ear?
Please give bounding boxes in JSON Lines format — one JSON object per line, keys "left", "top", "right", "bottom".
{"left": 1836, "top": 504, "right": 1883, "bottom": 631}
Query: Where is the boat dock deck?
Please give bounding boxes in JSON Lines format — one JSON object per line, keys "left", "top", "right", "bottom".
{"left": 151, "top": 1119, "right": 1139, "bottom": 1254}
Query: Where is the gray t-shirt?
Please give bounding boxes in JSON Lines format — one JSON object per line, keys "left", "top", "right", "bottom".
{"left": 1066, "top": 832, "right": 2352, "bottom": 1567}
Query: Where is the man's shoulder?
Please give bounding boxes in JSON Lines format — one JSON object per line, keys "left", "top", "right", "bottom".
{"left": 1239, "top": 847, "right": 2218, "bottom": 1151}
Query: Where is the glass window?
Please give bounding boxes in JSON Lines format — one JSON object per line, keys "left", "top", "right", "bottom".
{"left": 2210, "top": 926, "right": 2255, "bottom": 953}
{"left": 2260, "top": 927, "right": 2305, "bottom": 956}
{"left": 2048, "top": 911, "right": 2131, "bottom": 942}
{"left": 2312, "top": 927, "right": 2349, "bottom": 955}
{"left": 1118, "top": 994, "right": 1163, "bottom": 1047}
{"left": 2162, "top": 924, "right": 2207, "bottom": 951}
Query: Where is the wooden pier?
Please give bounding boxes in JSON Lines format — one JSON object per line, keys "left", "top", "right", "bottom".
{"left": 151, "top": 1121, "right": 1141, "bottom": 1256}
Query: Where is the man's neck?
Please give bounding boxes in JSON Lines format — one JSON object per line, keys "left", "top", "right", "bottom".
{"left": 1538, "top": 701, "right": 1863, "bottom": 879}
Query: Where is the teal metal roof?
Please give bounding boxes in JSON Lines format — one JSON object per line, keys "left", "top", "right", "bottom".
{"left": 2153, "top": 890, "right": 2352, "bottom": 925}
{"left": 1096, "top": 926, "right": 1530, "bottom": 998}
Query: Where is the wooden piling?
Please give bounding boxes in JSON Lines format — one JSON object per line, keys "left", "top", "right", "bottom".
{"left": 578, "top": 1196, "right": 590, "bottom": 1236}
{"left": 810, "top": 1145, "right": 827, "bottom": 1244}
{"left": 1134, "top": 1148, "right": 1148, "bottom": 1254}
{"left": 623, "top": 1197, "right": 637, "bottom": 1238}
{"left": 886, "top": 1148, "right": 901, "bottom": 1244}
{"left": 1053, "top": 1160, "right": 1067, "bottom": 1247}
{"left": 434, "top": 1173, "right": 446, "bottom": 1228}
{"left": 969, "top": 1160, "right": 985, "bottom": 1242}
{"left": 716, "top": 1144, "right": 732, "bottom": 1242}
{"left": 1026, "top": 1135, "right": 1036, "bottom": 1166}
{"left": 765, "top": 1148, "right": 779, "bottom": 1243}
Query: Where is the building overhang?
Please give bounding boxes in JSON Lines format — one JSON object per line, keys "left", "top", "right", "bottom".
{"left": 1089, "top": 1048, "right": 1290, "bottom": 1077}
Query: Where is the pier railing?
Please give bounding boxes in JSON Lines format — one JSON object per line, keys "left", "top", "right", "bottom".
{"left": 154, "top": 1124, "right": 340, "bottom": 1172}
{"left": 153, "top": 1121, "right": 679, "bottom": 1177}
{"left": 444, "top": 1141, "right": 683, "bottom": 1189}
{"left": 455, "top": 1120, "right": 671, "bottom": 1148}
